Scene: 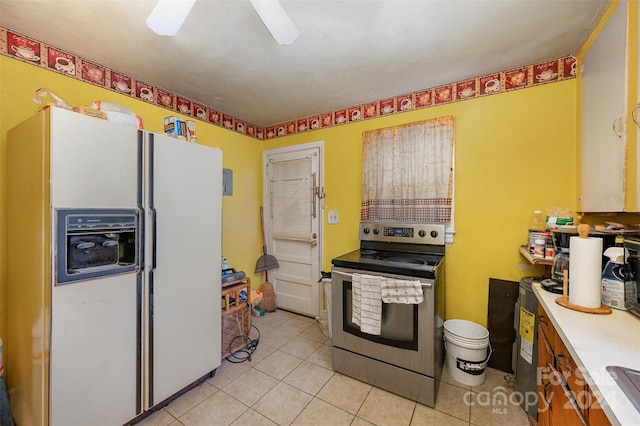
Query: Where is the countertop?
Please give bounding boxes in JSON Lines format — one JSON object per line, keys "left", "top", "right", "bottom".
{"left": 533, "top": 283, "right": 640, "bottom": 425}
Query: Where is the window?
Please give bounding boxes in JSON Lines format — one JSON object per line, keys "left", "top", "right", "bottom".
{"left": 361, "top": 116, "right": 455, "bottom": 241}
{"left": 270, "top": 157, "right": 313, "bottom": 240}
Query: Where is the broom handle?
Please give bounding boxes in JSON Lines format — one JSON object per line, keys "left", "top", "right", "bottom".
{"left": 260, "top": 207, "right": 269, "bottom": 284}
{"left": 260, "top": 206, "right": 267, "bottom": 246}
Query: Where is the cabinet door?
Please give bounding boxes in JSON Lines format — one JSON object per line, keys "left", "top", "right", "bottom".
{"left": 550, "top": 376, "right": 588, "bottom": 426}
{"left": 537, "top": 326, "right": 554, "bottom": 426}
{"left": 553, "top": 331, "right": 588, "bottom": 419}
{"left": 537, "top": 303, "right": 555, "bottom": 425}
{"left": 580, "top": 1, "right": 628, "bottom": 211}
{"left": 636, "top": 1, "right": 640, "bottom": 210}
{"left": 588, "top": 386, "right": 612, "bottom": 426}
{"left": 538, "top": 302, "right": 554, "bottom": 341}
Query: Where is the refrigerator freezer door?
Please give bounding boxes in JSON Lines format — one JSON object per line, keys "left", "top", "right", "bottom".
{"left": 47, "top": 108, "right": 142, "bottom": 424}
{"left": 145, "top": 133, "right": 222, "bottom": 407}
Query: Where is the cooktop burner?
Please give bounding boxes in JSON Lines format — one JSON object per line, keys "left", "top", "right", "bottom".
{"left": 331, "top": 222, "right": 446, "bottom": 278}
{"left": 332, "top": 248, "right": 443, "bottom": 278}
{"left": 386, "top": 257, "right": 427, "bottom": 265}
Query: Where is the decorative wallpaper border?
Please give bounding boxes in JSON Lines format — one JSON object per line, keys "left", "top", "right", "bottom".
{"left": 0, "top": 26, "right": 576, "bottom": 141}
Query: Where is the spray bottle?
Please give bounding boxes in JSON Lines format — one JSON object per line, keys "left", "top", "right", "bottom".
{"left": 601, "top": 247, "right": 635, "bottom": 310}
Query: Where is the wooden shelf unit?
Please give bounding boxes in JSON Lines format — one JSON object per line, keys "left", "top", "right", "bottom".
{"left": 221, "top": 277, "right": 252, "bottom": 315}
{"left": 519, "top": 245, "right": 554, "bottom": 267}
{"left": 221, "top": 277, "right": 252, "bottom": 359}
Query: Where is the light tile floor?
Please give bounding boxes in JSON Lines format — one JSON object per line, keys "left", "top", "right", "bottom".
{"left": 136, "top": 310, "right": 532, "bottom": 426}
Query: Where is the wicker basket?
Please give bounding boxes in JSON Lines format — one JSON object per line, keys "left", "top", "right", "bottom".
{"left": 221, "top": 306, "right": 251, "bottom": 358}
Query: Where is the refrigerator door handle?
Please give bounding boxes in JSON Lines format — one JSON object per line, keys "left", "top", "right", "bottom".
{"left": 136, "top": 131, "right": 145, "bottom": 273}
{"left": 151, "top": 206, "right": 157, "bottom": 270}
{"left": 136, "top": 206, "right": 145, "bottom": 272}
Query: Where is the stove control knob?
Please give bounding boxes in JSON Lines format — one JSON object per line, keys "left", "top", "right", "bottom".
{"left": 418, "top": 230, "right": 426, "bottom": 237}
{"left": 373, "top": 228, "right": 380, "bottom": 235}
{"left": 430, "top": 230, "right": 439, "bottom": 238}
{"left": 363, "top": 228, "right": 370, "bottom": 234}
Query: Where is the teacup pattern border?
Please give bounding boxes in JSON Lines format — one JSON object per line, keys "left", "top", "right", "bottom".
{"left": 0, "top": 26, "right": 576, "bottom": 141}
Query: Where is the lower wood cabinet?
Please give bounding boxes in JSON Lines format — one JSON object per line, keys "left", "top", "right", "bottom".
{"left": 588, "top": 386, "right": 611, "bottom": 425}
{"left": 537, "top": 302, "right": 611, "bottom": 426}
{"left": 537, "top": 322, "right": 553, "bottom": 426}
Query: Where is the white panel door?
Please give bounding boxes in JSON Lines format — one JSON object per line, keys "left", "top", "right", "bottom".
{"left": 146, "top": 133, "right": 222, "bottom": 407}
{"left": 264, "top": 142, "right": 323, "bottom": 317}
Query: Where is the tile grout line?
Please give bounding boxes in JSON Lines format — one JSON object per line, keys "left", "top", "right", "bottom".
{"left": 147, "top": 310, "right": 528, "bottom": 426}
{"left": 216, "top": 333, "right": 339, "bottom": 425}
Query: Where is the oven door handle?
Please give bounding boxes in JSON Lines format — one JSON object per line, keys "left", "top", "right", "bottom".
{"left": 336, "top": 271, "right": 432, "bottom": 287}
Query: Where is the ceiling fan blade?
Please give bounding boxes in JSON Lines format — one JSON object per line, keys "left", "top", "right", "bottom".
{"left": 147, "top": 0, "right": 196, "bottom": 36}
{"left": 249, "top": 0, "right": 299, "bottom": 46}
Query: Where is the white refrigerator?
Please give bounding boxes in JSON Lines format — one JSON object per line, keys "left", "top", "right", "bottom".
{"left": 7, "top": 107, "right": 222, "bottom": 425}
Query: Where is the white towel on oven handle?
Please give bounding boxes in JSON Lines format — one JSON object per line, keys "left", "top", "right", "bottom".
{"left": 351, "top": 273, "right": 382, "bottom": 335}
{"left": 381, "top": 278, "right": 423, "bottom": 304}
{"left": 351, "top": 273, "right": 362, "bottom": 327}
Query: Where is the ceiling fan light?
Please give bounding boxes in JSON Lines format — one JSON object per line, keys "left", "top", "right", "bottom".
{"left": 146, "top": 0, "right": 197, "bottom": 36}
{"left": 249, "top": 0, "right": 299, "bottom": 46}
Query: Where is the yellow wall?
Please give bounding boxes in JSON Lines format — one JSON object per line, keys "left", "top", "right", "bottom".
{"left": 0, "top": 56, "right": 265, "bottom": 342}
{"left": 1, "top": 53, "right": 578, "bottom": 339}
{"left": 264, "top": 81, "right": 577, "bottom": 326}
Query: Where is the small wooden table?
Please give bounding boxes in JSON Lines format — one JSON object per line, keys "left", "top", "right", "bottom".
{"left": 221, "top": 277, "right": 252, "bottom": 358}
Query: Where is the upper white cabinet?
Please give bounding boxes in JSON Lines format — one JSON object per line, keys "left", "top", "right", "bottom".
{"left": 580, "top": 0, "right": 628, "bottom": 212}
{"left": 636, "top": 2, "right": 640, "bottom": 210}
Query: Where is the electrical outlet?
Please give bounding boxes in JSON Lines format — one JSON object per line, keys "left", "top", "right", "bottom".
{"left": 328, "top": 210, "right": 339, "bottom": 224}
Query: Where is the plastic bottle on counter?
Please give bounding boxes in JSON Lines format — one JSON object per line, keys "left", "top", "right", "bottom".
{"left": 222, "top": 258, "right": 230, "bottom": 275}
{"left": 530, "top": 210, "right": 545, "bottom": 231}
{"left": 528, "top": 210, "right": 547, "bottom": 252}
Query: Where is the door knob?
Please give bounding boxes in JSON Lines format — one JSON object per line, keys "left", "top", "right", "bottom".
{"left": 310, "top": 240, "right": 318, "bottom": 247}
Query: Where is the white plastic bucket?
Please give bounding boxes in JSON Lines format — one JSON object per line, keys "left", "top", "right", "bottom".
{"left": 444, "top": 319, "right": 489, "bottom": 340}
{"left": 444, "top": 320, "right": 491, "bottom": 386}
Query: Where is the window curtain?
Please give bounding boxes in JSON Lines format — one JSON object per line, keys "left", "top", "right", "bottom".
{"left": 361, "top": 116, "right": 454, "bottom": 222}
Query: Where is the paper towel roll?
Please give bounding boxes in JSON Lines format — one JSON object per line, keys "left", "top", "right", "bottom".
{"left": 569, "top": 236, "right": 603, "bottom": 308}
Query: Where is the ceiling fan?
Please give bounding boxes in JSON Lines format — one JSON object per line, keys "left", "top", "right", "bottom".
{"left": 146, "top": 0, "right": 299, "bottom": 45}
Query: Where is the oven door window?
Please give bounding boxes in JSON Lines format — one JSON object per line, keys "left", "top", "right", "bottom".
{"left": 342, "top": 280, "right": 418, "bottom": 350}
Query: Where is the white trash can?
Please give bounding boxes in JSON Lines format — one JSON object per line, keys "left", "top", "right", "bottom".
{"left": 444, "top": 319, "right": 492, "bottom": 386}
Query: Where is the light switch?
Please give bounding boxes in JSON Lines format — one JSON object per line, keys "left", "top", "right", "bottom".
{"left": 328, "top": 210, "right": 339, "bottom": 224}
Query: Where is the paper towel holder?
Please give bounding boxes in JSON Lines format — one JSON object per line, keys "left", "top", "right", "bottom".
{"left": 555, "top": 224, "right": 612, "bottom": 315}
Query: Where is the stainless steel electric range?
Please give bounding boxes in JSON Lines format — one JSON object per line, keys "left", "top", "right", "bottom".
{"left": 331, "top": 221, "right": 446, "bottom": 407}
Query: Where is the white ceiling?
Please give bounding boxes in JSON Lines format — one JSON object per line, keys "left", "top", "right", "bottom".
{"left": 0, "top": 0, "right": 609, "bottom": 128}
